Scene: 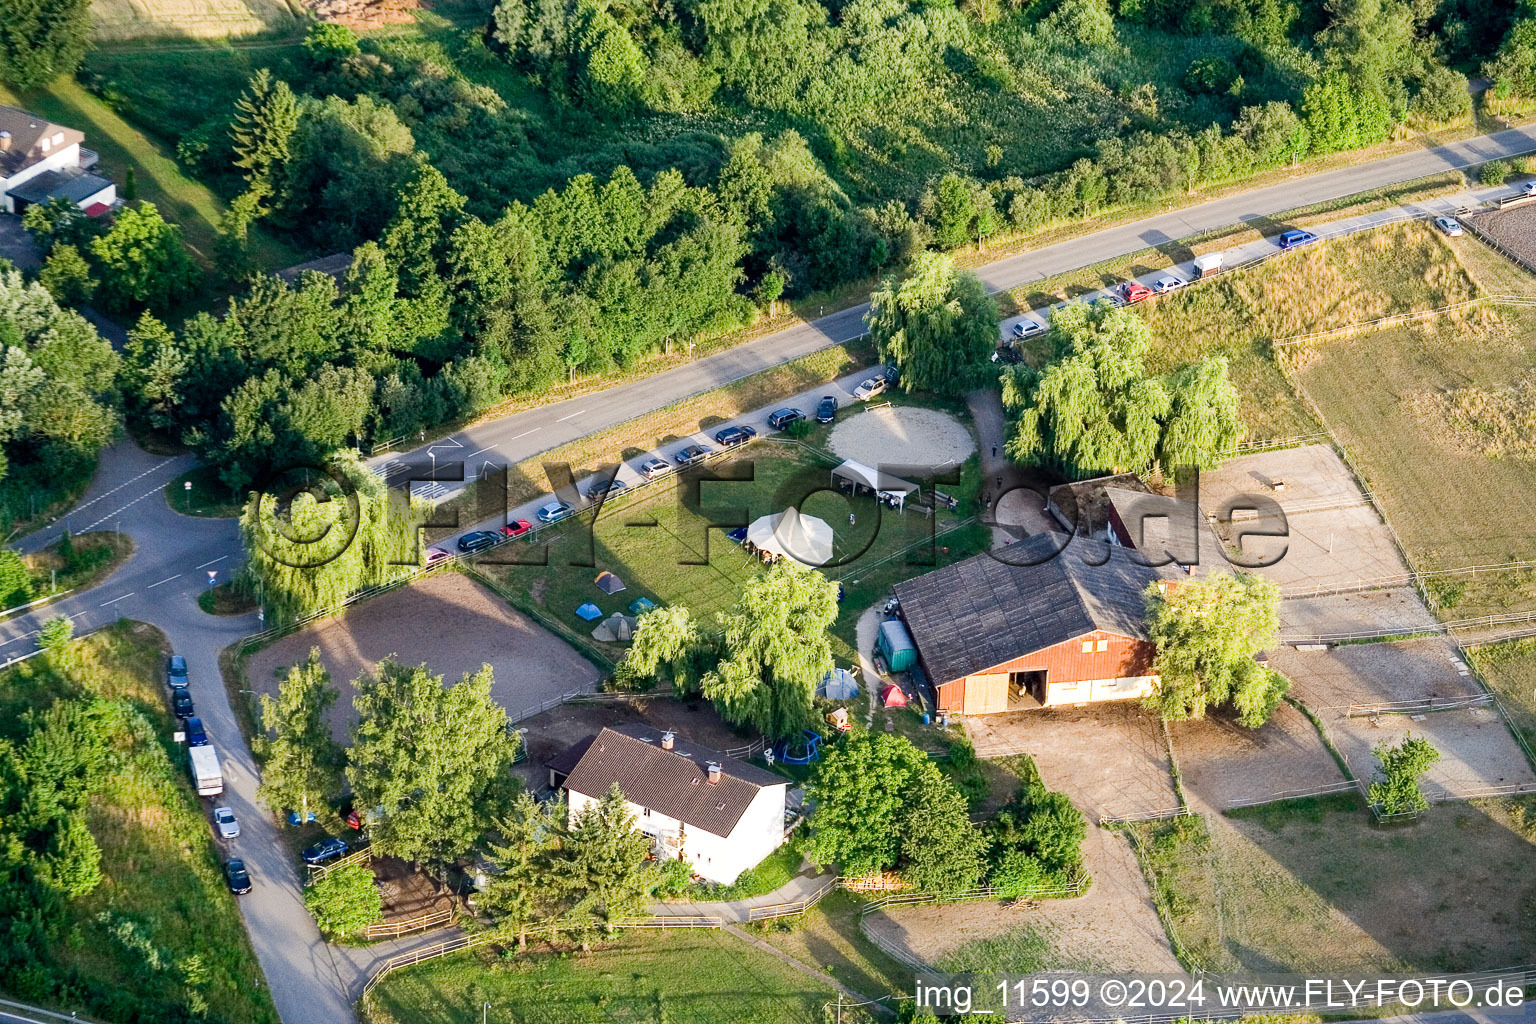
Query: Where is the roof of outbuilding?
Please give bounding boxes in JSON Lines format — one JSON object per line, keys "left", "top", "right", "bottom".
{"left": 559, "top": 725, "right": 784, "bottom": 839}
{"left": 4, "top": 170, "right": 112, "bottom": 206}
{"left": 0, "top": 107, "right": 83, "bottom": 177}
{"left": 891, "top": 534, "right": 1180, "bottom": 685}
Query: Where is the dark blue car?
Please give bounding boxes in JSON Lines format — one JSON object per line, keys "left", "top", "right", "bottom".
{"left": 185, "top": 716, "right": 208, "bottom": 747}
{"left": 1277, "top": 229, "right": 1318, "bottom": 250}
{"left": 302, "top": 836, "right": 349, "bottom": 865}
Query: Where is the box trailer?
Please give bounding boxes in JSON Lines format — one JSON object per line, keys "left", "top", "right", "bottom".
{"left": 877, "top": 619, "right": 917, "bottom": 673}
{"left": 189, "top": 744, "right": 223, "bottom": 797}
{"left": 1193, "top": 252, "right": 1224, "bottom": 279}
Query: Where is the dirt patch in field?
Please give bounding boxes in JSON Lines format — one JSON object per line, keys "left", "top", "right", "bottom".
{"left": 371, "top": 856, "right": 459, "bottom": 920}
{"left": 245, "top": 572, "right": 600, "bottom": 743}
{"left": 1170, "top": 702, "right": 1347, "bottom": 811}
{"left": 828, "top": 405, "right": 976, "bottom": 470}
{"left": 863, "top": 827, "right": 1179, "bottom": 973}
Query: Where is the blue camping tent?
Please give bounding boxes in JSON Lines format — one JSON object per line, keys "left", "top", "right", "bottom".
{"left": 575, "top": 603, "right": 603, "bottom": 621}
{"left": 818, "top": 668, "right": 859, "bottom": 700}
{"left": 629, "top": 597, "right": 656, "bottom": 615}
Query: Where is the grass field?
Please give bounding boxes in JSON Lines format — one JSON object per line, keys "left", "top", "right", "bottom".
{"left": 1468, "top": 639, "right": 1536, "bottom": 755}
{"left": 361, "top": 930, "right": 859, "bottom": 1024}
{"left": 1129, "top": 797, "right": 1536, "bottom": 976}
{"left": 0, "top": 621, "right": 279, "bottom": 1024}
{"left": 89, "top": 0, "right": 305, "bottom": 41}
{"left": 753, "top": 890, "right": 916, "bottom": 1002}
{"left": 0, "top": 76, "right": 296, "bottom": 272}
{"left": 22, "top": 530, "right": 134, "bottom": 601}
{"left": 936, "top": 923, "right": 1089, "bottom": 975}
{"left": 471, "top": 444, "right": 990, "bottom": 660}
{"left": 1287, "top": 271, "right": 1536, "bottom": 614}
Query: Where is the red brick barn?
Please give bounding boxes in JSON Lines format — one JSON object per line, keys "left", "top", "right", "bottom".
{"left": 892, "top": 535, "right": 1181, "bottom": 715}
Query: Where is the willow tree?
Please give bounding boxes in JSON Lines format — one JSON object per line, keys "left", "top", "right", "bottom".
{"left": 1143, "top": 572, "right": 1289, "bottom": 728}
{"left": 239, "top": 452, "right": 425, "bottom": 625}
{"left": 702, "top": 561, "right": 838, "bottom": 739}
{"left": 1159, "top": 356, "right": 1244, "bottom": 475}
{"left": 866, "top": 251, "right": 998, "bottom": 397}
{"left": 612, "top": 605, "right": 706, "bottom": 692}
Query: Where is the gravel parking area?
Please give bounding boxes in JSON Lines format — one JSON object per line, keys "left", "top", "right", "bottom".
{"left": 828, "top": 404, "right": 976, "bottom": 470}
{"left": 246, "top": 572, "right": 601, "bottom": 742}
{"left": 964, "top": 704, "right": 1179, "bottom": 821}
{"left": 1170, "top": 702, "right": 1346, "bottom": 810}
{"left": 1270, "top": 638, "right": 1536, "bottom": 799}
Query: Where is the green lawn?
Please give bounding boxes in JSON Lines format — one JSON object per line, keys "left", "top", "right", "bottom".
{"left": 0, "top": 621, "right": 279, "bottom": 1024}
{"left": 1468, "top": 639, "right": 1536, "bottom": 756}
{"left": 1128, "top": 797, "right": 1536, "bottom": 976}
{"left": 0, "top": 76, "right": 296, "bottom": 272}
{"left": 21, "top": 530, "right": 134, "bottom": 601}
{"left": 361, "top": 930, "right": 859, "bottom": 1024}
{"left": 753, "top": 890, "right": 916, "bottom": 1004}
{"left": 472, "top": 443, "right": 991, "bottom": 662}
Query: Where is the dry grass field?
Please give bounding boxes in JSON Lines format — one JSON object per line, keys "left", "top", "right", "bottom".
{"left": 90, "top": 0, "right": 305, "bottom": 41}
{"left": 1130, "top": 797, "right": 1536, "bottom": 976}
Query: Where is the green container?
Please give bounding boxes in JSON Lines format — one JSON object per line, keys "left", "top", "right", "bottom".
{"left": 877, "top": 619, "right": 917, "bottom": 673}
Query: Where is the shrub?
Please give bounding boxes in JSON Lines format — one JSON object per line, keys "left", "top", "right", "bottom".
{"left": 0, "top": 549, "right": 31, "bottom": 608}
{"left": 1481, "top": 160, "right": 1511, "bottom": 186}
{"left": 302, "top": 863, "right": 382, "bottom": 939}
{"left": 647, "top": 858, "right": 694, "bottom": 898}
{"left": 1368, "top": 733, "right": 1440, "bottom": 816}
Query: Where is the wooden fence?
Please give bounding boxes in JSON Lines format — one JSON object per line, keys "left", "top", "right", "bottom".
{"left": 362, "top": 906, "right": 458, "bottom": 940}
{"left": 856, "top": 874, "right": 1088, "bottom": 915}
{"left": 1098, "top": 806, "right": 1192, "bottom": 828}
{"left": 614, "top": 915, "right": 723, "bottom": 929}
{"left": 1336, "top": 694, "right": 1492, "bottom": 717}
{"left": 360, "top": 932, "right": 498, "bottom": 1001}
{"left": 306, "top": 844, "right": 371, "bottom": 884}
{"left": 746, "top": 877, "right": 840, "bottom": 922}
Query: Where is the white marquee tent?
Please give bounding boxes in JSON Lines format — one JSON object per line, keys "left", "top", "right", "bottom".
{"left": 830, "top": 460, "right": 918, "bottom": 510}
{"left": 746, "top": 507, "right": 834, "bottom": 566}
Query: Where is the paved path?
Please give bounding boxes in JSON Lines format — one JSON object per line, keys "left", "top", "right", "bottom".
{"left": 650, "top": 864, "right": 834, "bottom": 924}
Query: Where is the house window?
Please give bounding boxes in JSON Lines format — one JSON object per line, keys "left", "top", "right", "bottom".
{"left": 40, "top": 137, "right": 49, "bottom": 152}
{"left": 51, "top": 133, "right": 63, "bottom": 146}
{"left": 1081, "top": 640, "right": 1093, "bottom": 654}
{"left": 1096, "top": 639, "right": 1108, "bottom": 652}
{"left": 641, "top": 807, "right": 650, "bottom": 818}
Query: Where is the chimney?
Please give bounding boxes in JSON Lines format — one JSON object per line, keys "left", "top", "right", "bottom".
{"left": 661, "top": 731, "right": 674, "bottom": 751}
{"left": 0, "top": 131, "right": 10, "bottom": 152}
{"left": 706, "top": 762, "right": 721, "bottom": 785}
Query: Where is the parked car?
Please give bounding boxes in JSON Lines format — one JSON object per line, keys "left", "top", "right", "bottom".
{"left": 287, "top": 809, "right": 317, "bottom": 826}
{"left": 224, "top": 858, "right": 252, "bottom": 895}
{"left": 302, "top": 837, "right": 349, "bottom": 865}
{"left": 501, "top": 518, "right": 533, "bottom": 538}
{"left": 673, "top": 444, "right": 711, "bottom": 467}
{"left": 1011, "top": 319, "right": 1045, "bottom": 340}
{"left": 1153, "top": 275, "right": 1186, "bottom": 294}
{"left": 639, "top": 457, "right": 671, "bottom": 480}
{"left": 852, "top": 376, "right": 888, "bottom": 401}
{"left": 212, "top": 806, "right": 240, "bottom": 839}
{"left": 1523, "top": 181, "right": 1536, "bottom": 197}
{"left": 424, "top": 545, "right": 452, "bottom": 564}
{"left": 584, "top": 479, "right": 629, "bottom": 502}
{"left": 185, "top": 716, "right": 208, "bottom": 747}
{"left": 1277, "top": 228, "right": 1318, "bottom": 250}
{"left": 536, "top": 500, "right": 576, "bottom": 523}
{"left": 167, "top": 655, "right": 188, "bottom": 689}
{"left": 714, "top": 425, "right": 757, "bottom": 447}
{"left": 457, "top": 530, "right": 499, "bottom": 553}
{"left": 816, "top": 396, "right": 838, "bottom": 424}
{"left": 1433, "top": 216, "right": 1463, "bottom": 237}
{"left": 172, "top": 689, "right": 194, "bottom": 719}
{"left": 1118, "top": 281, "right": 1152, "bottom": 303}
{"left": 767, "top": 408, "right": 803, "bottom": 431}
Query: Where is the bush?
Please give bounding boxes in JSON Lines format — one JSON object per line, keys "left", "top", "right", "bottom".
{"left": 302, "top": 863, "right": 382, "bottom": 939}
{"left": 647, "top": 858, "right": 694, "bottom": 899}
{"left": 1481, "top": 160, "right": 1511, "bottom": 186}
{"left": 1368, "top": 734, "right": 1440, "bottom": 816}
{"left": 0, "top": 549, "right": 31, "bottom": 608}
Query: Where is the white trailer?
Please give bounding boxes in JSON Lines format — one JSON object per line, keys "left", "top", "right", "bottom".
{"left": 1193, "top": 252, "right": 1224, "bottom": 279}
{"left": 189, "top": 744, "right": 223, "bottom": 797}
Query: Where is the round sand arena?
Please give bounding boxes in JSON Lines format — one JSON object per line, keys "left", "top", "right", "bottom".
{"left": 828, "top": 404, "right": 976, "bottom": 469}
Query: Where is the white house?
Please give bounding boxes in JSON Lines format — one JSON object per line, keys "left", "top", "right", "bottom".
{"left": 0, "top": 106, "right": 115, "bottom": 216}
{"left": 550, "top": 725, "right": 788, "bottom": 885}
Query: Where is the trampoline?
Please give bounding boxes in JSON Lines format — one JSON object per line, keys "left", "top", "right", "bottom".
{"left": 773, "top": 729, "right": 822, "bottom": 765}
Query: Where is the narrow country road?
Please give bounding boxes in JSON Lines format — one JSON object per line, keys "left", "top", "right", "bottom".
{"left": 3, "top": 130, "right": 1535, "bottom": 1022}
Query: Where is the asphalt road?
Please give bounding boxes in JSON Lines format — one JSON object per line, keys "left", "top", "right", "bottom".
{"left": 373, "top": 124, "right": 1536, "bottom": 493}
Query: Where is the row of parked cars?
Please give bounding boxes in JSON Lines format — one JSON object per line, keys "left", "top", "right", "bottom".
{"left": 166, "top": 656, "right": 254, "bottom": 893}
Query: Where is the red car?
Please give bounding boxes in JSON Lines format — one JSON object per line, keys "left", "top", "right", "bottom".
{"left": 502, "top": 518, "right": 533, "bottom": 538}
{"left": 1118, "top": 281, "right": 1152, "bottom": 304}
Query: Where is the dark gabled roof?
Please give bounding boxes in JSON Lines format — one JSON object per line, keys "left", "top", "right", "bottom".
{"left": 5, "top": 170, "right": 112, "bottom": 206}
{"left": 546, "top": 734, "right": 596, "bottom": 779}
{"left": 559, "top": 725, "right": 784, "bottom": 839}
{"left": 892, "top": 533, "right": 1180, "bottom": 686}
{"left": 0, "top": 107, "right": 83, "bottom": 177}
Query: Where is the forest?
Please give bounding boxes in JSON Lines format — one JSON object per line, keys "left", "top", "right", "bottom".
{"left": 0, "top": 0, "right": 1527, "bottom": 506}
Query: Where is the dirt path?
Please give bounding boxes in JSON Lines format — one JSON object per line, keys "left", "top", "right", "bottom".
{"left": 861, "top": 827, "right": 1180, "bottom": 973}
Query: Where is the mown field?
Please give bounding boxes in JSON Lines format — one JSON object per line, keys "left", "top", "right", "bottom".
{"left": 0, "top": 621, "right": 279, "bottom": 1024}
{"left": 1468, "top": 639, "right": 1536, "bottom": 755}
{"left": 1285, "top": 232, "right": 1536, "bottom": 615}
{"left": 1129, "top": 797, "right": 1536, "bottom": 976}
{"left": 89, "top": 0, "right": 304, "bottom": 41}
{"left": 472, "top": 442, "right": 990, "bottom": 660}
{"left": 361, "top": 930, "right": 861, "bottom": 1024}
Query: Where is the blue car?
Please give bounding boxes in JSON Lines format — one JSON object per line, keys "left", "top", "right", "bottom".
{"left": 185, "top": 716, "right": 208, "bottom": 747}
{"left": 302, "top": 836, "right": 349, "bottom": 865}
{"left": 714, "top": 425, "right": 757, "bottom": 447}
{"left": 1277, "top": 229, "right": 1318, "bottom": 250}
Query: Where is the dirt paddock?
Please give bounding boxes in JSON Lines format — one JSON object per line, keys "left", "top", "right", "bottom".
{"left": 245, "top": 572, "right": 601, "bottom": 742}
{"left": 828, "top": 404, "right": 976, "bottom": 470}
{"left": 1170, "top": 702, "right": 1346, "bottom": 810}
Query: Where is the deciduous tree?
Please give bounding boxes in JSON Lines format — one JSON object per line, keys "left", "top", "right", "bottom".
{"left": 1143, "top": 572, "right": 1289, "bottom": 727}
{"left": 257, "top": 649, "right": 343, "bottom": 824}
{"left": 302, "top": 862, "right": 382, "bottom": 938}
{"left": 1368, "top": 733, "right": 1439, "bottom": 814}
{"left": 89, "top": 203, "right": 202, "bottom": 314}
{"left": 0, "top": 0, "right": 91, "bottom": 88}
{"left": 613, "top": 606, "right": 705, "bottom": 692}
{"left": 866, "top": 251, "right": 998, "bottom": 397}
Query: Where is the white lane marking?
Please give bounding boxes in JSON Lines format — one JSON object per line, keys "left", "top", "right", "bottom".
{"left": 466, "top": 445, "right": 498, "bottom": 459}
{"left": 555, "top": 409, "right": 586, "bottom": 422}
{"left": 148, "top": 574, "right": 182, "bottom": 589}
{"left": 100, "top": 592, "right": 135, "bottom": 607}
{"left": 505, "top": 428, "right": 540, "bottom": 442}
{"left": 195, "top": 555, "right": 228, "bottom": 569}
{"left": 61, "top": 460, "right": 179, "bottom": 517}
{"left": 80, "top": 482, "right": 167, "bottom": 532}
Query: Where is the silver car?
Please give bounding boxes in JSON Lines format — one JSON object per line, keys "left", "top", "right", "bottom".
{"left": 213, "top": 806, "right": 240, "bottom": 840}
{"left": 1433, "top": 216, "right": 1462, "bottom": 237}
